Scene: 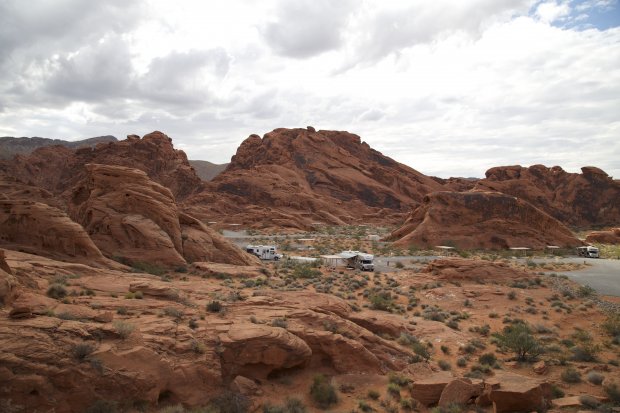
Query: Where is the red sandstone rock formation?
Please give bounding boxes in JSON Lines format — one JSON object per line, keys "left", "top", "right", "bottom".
{"left": 388, "top": 191, "right": 582, "bottom": 249}
{"left": 69, "top": 164, "right": 258, "bottom": 267}
{"left": 476, "top": 165, "right": 620, "bottom": 228}
{"left": 1, "top": 131, "right": 202, "bottom": 201}
{"left": 0, "top": 199, "right": 114, "bottom": 267}
{"left": 186, "top": 127, "right": 445, "bottom": 230}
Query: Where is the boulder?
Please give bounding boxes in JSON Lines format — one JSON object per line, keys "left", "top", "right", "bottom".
{"left": 129, "top": 281, "right": 180, "bottom": 300}
{"left": 230, "top": 375, "right": 260, "bottom": 396}
{"left": 533, "top": 360, "right": 547, "bottom": 375}
{"left": 218, "top": 324, "right": 312, "bottom": 379}
{"left": 410, "top": 372, "right": 453, "bottom": 406}
{"left": 488, "top": 371, "right": 552, "bottom": 413}
{"left": 438, "top": 378, "right": 483, "bottom": 407}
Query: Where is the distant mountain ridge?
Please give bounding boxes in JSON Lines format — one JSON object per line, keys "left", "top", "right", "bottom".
{"left": 189, "top": 160, "right": 228, "bottom": 181}
{"left": 0, "top": 135, "right": 118, "bottom": 159}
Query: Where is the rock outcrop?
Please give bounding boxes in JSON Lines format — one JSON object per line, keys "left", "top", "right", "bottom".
{"left": 69, "top": 164, "right": 257, "bottom": 267}
{"left": 586, "top": 227, "right": 620, "bottom": 244}
{"left": 186, "top": 127, "right": 445, "bottom": 230}
{"left": 477, "top": 165, "right": 620, "bottom": 228}
{"left": 0, "top": 199, "right": 112, "bottom": 267}
{"left": 1, "top": 131, "right": 202, "bottom": 200}
{"left": 388, "top": 191, "right": 583, "bottom": 249}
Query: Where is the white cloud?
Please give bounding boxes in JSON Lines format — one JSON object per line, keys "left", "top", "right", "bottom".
{"left": 0, "top": 0, "right": 618, "bottom": 179}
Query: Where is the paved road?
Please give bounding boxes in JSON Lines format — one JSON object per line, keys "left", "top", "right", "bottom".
{"left": 547, "top": 258, "right": 620, "bottom": 297}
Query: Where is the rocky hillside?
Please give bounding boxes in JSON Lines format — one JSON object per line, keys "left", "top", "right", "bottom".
{"left": 0, "top": 131, "right": 203, "bottom": 201}
{"left": 0, "top": 135, "right": 117, "bottom": 159}
{"left": 189, "top": 160, "right": 228, "bottom": 181}
{"left": 0, "top": 133, "right": 256, "bottom": 268}
{"left": 476, "top": 165, "right": 620, "bottom": 229}
{"left": 186, "top": 127, "right": 445, "bottom": 230}
{"left": 388, "top": 191, "right": 583, "bottom": 249}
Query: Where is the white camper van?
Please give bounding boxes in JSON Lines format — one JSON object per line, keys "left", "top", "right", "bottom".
{"left": 246, "top": 245, "right": 283, "bottom": 260}
{"left": 577, "top": 246, "right": 600, "bottom": 258}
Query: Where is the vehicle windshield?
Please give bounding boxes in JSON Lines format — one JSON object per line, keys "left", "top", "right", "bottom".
{"left": 361, "top": 260, "right": 372, "bottom": 264}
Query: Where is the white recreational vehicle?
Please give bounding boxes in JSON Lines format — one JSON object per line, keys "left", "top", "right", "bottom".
{"left": 339, "top": 250, "right": 375, "bottom": 271}
{"left": 577, "top": 246, "right": 600, "bottom": 258}
{"left": 245, "top": 245, "right": 283, "bottom": 261}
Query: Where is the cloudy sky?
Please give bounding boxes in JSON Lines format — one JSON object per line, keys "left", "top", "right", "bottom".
{"left": 0, "top": 0, "right": 619, "bottom": 178}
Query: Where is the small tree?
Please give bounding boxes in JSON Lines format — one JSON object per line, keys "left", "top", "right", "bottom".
{"left": 492, "top": 322, "right": 541, "bottom": 361}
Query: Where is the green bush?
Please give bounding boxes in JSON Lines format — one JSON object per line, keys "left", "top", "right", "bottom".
{"left": 492, "top": 323, "right": 541, "bottom": 361}
{"left": 587, "top": 371, "right": 604, "bottom": 385}
{"left": 367, "top": 389, "right": 380, "bottom": 400}
{"left": 207, "top": 300, "right": 223, "bottom": 313}
{"left": 438, "top": 360, "right": 451, "bottom": 371}
{"left": 47, "top": 283, "right": 67, "bottom": 299}
{"left": 73, "top": 342, "right": 95, "bottom": 361}
{"left": 478, "top": 353, "right": 497, "bottom": 366}
{"left": 561, "top": 367, "right": 581, "bottom": 383}
{"left": 603, "top": 382, "right": 620, "bottom": 404}
{"left": 411, "top": 342, "right": 431, "bottom": 361}
{"left": 112, "top": 320, "right": 135, "bottom": 340}
{"left": 603, "top": 314, "right": 620, "bottom": 337}
{"left": 369, "top": 293, "right": 394, "bottom": 312}
{"left": 571, "top": 343, "right": 600, "bottom": 362}
{"left": 309, "top": 374, "right": 338, "bottom": 409}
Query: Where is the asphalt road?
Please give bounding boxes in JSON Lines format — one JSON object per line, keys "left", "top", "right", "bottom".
{"left": 547, "top": 257, "right": 620, "bottom": 297}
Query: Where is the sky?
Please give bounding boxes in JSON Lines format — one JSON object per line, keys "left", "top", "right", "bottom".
{"left": 0, "top": 0, "right": 619, "bottom": 178}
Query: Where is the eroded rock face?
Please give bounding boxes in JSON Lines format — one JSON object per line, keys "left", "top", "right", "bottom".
{"left": 186, "top": 128, "right": 445, "bottom": 230}
{"left": 0, "top": 199, "right": 111, "bottom": 267}
{"left": 477, "top": 165, "right": 620, "bottom": 228}
{"left": 1, "top": 131, "right": 202, "bottom": 200}
{"left": 487, "top": 371, "right": 552, "bottom": 413}
{"left": 69, "top": 164, "right": 257, "bottom": 267}
{"left": 586, "top": 228, "right": 620, "bottom": 244}
{"left": 388, "top": 191, "right": 582, "bottom": 250}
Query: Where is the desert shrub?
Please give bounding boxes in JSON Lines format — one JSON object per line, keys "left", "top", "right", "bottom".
{"left": 73, "top": 342, "right": 95, "bottom": 361}
{"left": 438, "top": 360, "right": 451, "bottom": 371}
{"left": 579, "top": 395, "right": 600, "bottom": 409}
{"left": 395, "top": 261, "right": 405, "bottom": 269}
{"left": 116, "top": 307, "right": 127, "bottom": 315}
{"left": 456, "top": 357, "right": 467, "bottom": 367}
{"left": 571, "top": 343, "right": 600, "bottom": 362}
{"left": 164, "top": 307, "right": 183, "bottom": 319}
{"left": 561, "top": 367, "right": 581, "bottom": 383}
{"left": 370, "top": 293, "right": 394, "bottom": 312}
{"left": 207, "top": 300, "right": 223, "bottom": 313}
{"left": 134, "top": 291, "right": 143, "bottom": 299}
{"left": 387, "top": 382, "right": 401, "bottom": 397}
{"left": 367, "top": 389, "right": 380, "bottom": 400}
{"left": 112, "top": 320, "right": 134, "bottom": 340}
{"left": 400, "top": 398, "right": 415, "bottom": 410}
{"left": 131, "top": 261, "right": 165, "bottom": 276}
{"left": 478, "top": 353, "right": 497, "bottom": 366}
{"left": 309, "top": 374, "right": 338, "bottom": 409}
{"left": 492, "top": 323, "right": 541, "bottom": 361}
{"left": 358, "top": 400, "right": 373, "bottom": 412}
{"left": 411, "top": 342, "right": 431, "bottom": 361}
{"left": 446, "top": 320, "right": 459, "bottom": 330}
{"left": 47, "top": 283, "right": 67, "bottom": 299}
{"left": 587, "top": 371, "right": 604, "bottom": 385}
{"left": 551, "top": 385, "right": 565, "bottom": 398}
{"left": 507, "top": 291, "right": 517, "bottom": 300}
{"left": 159, "top": 405, "right": 186, "bottom": 413}
{"left": 293, "top": 264, "right": 321, "bottom": 279}
{"left": 84, "top": 400, "right": 119, "bottom": 413}
{"left": 604, "top": 382, "right": 620, "bottom": 404}
{"left": 388, "top": 373, "right": 410, "bottom": 387}
{"left": 440, "top": 345, "right": 450, "bottom": 354}
{"left": 211, "top": 390, "right": 251, "bottom": 413}
{"left": 281, "top": 398, "right": 307, "bottom": 413}
{"left": 603, "top": 314, "right": 620, "bottom": 338}
{"left": 398, "top": 332, "right": 419, "bottom": 346}
{"left": 271, "top": 318, "right": 288, "bottom": 328}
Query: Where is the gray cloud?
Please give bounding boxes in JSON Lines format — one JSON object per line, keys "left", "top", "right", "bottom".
{"left": 262, "top": 0, "right": 356, "bottom": 58}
